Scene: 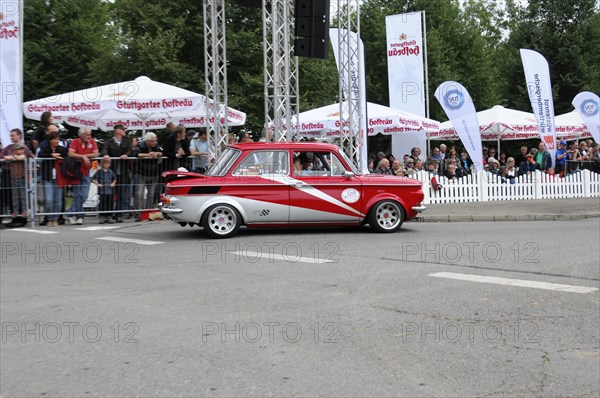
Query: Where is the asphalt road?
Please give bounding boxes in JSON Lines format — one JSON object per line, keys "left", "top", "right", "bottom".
{"left": 1, "top": 219, "right": 599, "bottom": 397}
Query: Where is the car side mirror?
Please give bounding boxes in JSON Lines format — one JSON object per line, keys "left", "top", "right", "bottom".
{"left": 343, "top": 170, "right": 354, "bottom": 179}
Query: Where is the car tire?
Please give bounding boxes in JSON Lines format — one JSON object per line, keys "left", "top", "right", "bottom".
{"left": 201, "top": 204, "right": 242, "bottom": 239}
{"left": 368, "top": 200, "right": 405, "bottom": 233}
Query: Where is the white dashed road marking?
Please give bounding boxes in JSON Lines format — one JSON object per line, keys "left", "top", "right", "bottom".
{"left": 95, "top": 236, "right": 164, "bottom": 246}
{"left": 232, "top": 251, "right": 337, "bottom": 264}
{"left": 429, "top": 272, "right": 599, "bottom": 294}
{"left": 75, "top": 226, "right": 121, "bottom": 231}
{"left": 11, "top": 228, "right": 58, "bottom": 235}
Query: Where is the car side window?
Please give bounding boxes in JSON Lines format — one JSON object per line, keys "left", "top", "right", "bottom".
{"left": 293, "top": 151, "right": 347, "bottom": 177}
{"left": 232, "top": 150, "right": 289, "bottom": 176}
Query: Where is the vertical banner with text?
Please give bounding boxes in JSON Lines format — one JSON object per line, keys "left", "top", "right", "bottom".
{"left": 572, "top": 91, "right": 600, "bottom": 144}
{"left": 520, "top": 49, "right": 557, "bottom": 167}
{"left": 329, "top": 28, "right": 368, "bottom": 173}
{"left": 0, "top": 0, "right": 22, "bottom": 146}
{"left": 434, "top": 81, "right": 483, "bottom": 171}
{"left": 386, "top": 12, "right": 425, "bottom": 116}
{"left": 386, "top": 12, "right": 426, "bottom": 159}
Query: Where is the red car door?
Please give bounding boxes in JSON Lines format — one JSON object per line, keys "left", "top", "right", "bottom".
{"left": 224, "top": 149, "right": 290, "bottom": 223}
{"left": 288, "top": 151, "right": 363, "bottom": 224}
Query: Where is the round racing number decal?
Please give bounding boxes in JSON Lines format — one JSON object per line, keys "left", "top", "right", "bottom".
{"left": 341, "top": 188, "right": 360, "bottom": 204}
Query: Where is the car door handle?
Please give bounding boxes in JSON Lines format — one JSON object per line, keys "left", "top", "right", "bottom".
{"left": 293, "top": 181, "right": 305, "bottom": 188}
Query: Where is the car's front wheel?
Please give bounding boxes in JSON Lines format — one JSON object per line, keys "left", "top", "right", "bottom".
{"left": 201, "top": 204, "right": 242, "bottom": 239}
{"left": 368, "top": 200, "right": 405, "bottom": 233}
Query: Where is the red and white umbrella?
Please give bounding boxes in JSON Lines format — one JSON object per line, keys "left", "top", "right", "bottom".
{"left": 287, "top": 101, "right": 439, "bottom": 138}
{"left": 436, "top": 105, "right": 591, "bottom": 141}
{"left": 23, "top": 76, "right": 245, "bottom": 131}
{"left": 554, "top": 110, "right": 592, "bottom": 140}
{"left": 436, "top": 105, "right": 541, "bottom": 140}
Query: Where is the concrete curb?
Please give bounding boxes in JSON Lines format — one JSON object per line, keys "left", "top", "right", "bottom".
{"left": 422, "top": 213, "right": 600, "bottom": 223}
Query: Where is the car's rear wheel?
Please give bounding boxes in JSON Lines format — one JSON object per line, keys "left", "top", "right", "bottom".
{"left": 369, "top": 200, "right": 405, "bottom": 233}
{"left": 201, "top": 204, "right": 242, "bottom": 239}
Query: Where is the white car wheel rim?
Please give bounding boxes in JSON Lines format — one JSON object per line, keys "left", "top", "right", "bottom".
{"left": 208, "top": 206, "right": 236, "bottom": 235}
{"left": 376, "top": 202, "right": 401, "bottom": 230}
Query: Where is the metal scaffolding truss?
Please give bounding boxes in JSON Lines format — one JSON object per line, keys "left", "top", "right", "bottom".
{"left": 263, "top": 0, "right": 299, "bottom": 142}
{"left": 203, "top": 0, "right": 229, "bottom": 158}
{"left": 335, "top": 0, "right": 364, "bottom": 171}
{"left": 202, "top": 0, "right": 363, "bottom": 169}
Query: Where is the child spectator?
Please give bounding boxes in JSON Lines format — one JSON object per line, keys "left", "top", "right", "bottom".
{"left": 92, "top": 158, "right": 117, "bottom": 224}
{"left": 5, "top": 143, "right": 28, "bottom": 218}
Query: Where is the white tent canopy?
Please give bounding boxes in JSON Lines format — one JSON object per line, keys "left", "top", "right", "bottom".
{"left": 555, "top": 110, "right": 592, "bottom": 140}
{"left": 437, "top": 105, "right": 591, "bottom": 141}
{"left": 23, "top": 76, "right": 246, "bottom": 131}
{"left": 437, "top": 105, "right": 540, "bottom": 140}
{"left": 287, "top": 101, "right": 439, "bottom": 138}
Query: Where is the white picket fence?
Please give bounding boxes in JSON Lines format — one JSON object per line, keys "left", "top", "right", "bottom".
{"left": 407, "top": 169, "right": 600, "bottom": 204}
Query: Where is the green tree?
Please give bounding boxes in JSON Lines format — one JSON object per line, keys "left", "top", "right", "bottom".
{"left": 88, "top": 0, "right": 202, "bottom": 90}
{"left": 500, "top": 0, "right": 600, "bottom": 113}
{"left": 23, "top": 0, "right": 115, "bottom": 100}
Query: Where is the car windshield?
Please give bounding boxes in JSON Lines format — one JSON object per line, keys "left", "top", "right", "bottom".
{"left": 206, "top": 148, "right": 241, "bottom": 176}
{"left": 338, "top": 150, "right": 360, "bottom": 174}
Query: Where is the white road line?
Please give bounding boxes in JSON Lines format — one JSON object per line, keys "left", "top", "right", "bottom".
{"left": 232, "top": 251, "right": 336, "bottom": 264}
{"left": 95, "top": 236, "right": 164, "bottom": 246}
{"left": 429, "top": 272, "right": 599, "bottom": 294}
{"left": 75, "top": 226, "right": 121, "bottom": 231}
{"left": 10, "top": 228, "right": 58, "bottom": 235}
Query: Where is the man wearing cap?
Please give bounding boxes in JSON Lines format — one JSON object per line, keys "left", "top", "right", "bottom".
{"left": 487, "top": 157, "right": 500, "bottom": 175}
{"left": 555, "top": 140, "right": 568, "bottom": 176}
{"left": 535, "top": 142, "right": 552, "bottom": 171}
{"left": 101, "top": 124, "right": 132, "bottom": 223}
{"left": 404, "top": 158, "right": 416, "bottom": 176}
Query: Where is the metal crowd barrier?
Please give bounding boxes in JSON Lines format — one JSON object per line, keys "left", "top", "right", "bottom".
{"left": 0, "top": 156, "right": 207, "bottom": 227}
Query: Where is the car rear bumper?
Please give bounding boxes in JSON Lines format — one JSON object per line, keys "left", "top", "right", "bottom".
{"left": 411, "top": 205, "right": 427, "bottom": 213}
{"left": 159, "top": 204, "right": 184, "bottom": 215}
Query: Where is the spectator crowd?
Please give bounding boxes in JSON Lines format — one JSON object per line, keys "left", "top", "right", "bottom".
{"left": 369, "top": 140, "right": 600, "bottom": 184}
{"left": 0, "top": 113, "right": 217, "bottom": 227}
{"left": 1, "top": 111, "right": 599, "bottom": 227}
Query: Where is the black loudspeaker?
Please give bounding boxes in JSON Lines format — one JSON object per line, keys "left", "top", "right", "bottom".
{"left": 294, "top": 0, "right": 330, "bottom": 59}
{"left": 233, "top": 0, "right": 263, "bottom": 8}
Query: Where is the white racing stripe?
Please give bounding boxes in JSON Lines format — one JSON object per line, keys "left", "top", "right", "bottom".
{"left": 232, "top": 251, "right": 336, "bottom": 264}
{"left": 429, "top": 272, "right": 599, "bottom": 294}
{"left": 267, "top": 175, "right": 366, "bottom": 218}
{"left": 95, "top": 236, "right": 164, "bottom": 245}
{"left": 11, "top": 228, "right": 58, "bottom": 235}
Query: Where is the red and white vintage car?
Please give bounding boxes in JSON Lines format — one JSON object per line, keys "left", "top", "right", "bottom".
{"left": 160, "top": 142, "right": 425, "bottom": 238}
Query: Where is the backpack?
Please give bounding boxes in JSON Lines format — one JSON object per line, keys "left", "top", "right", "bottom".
{"left": 60, "top": 156, "right": 83, "bottom": 180}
